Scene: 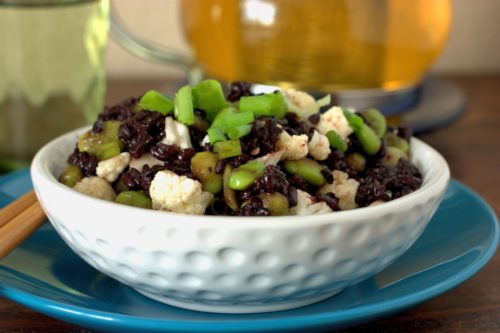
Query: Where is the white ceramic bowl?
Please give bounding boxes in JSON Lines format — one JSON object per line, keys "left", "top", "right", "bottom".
{"left": 31, "top": 127, "right": 449, "bottom": 313}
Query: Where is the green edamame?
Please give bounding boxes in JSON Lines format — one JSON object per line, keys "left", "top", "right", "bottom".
{"left": 115, "top": 191, "right": 152, "bottom": 209}
{"left": 342, "top": 108, "right": 364, "bottom": 131}
{"left": 345, "top": 152, "right": 366, "bottom": 172}
{"left": 283, "top": 158, "right": 326, "bottom": 186}
{"left": 228, "top": 161, "right": 266, "bottom": 191}
{"left": 362, "top": 108, "right": 387, "bottom": 138}
{"left": 257, "top": 193, "right": 289, "bottom": 216}
{"left": 355, "top": 124, "right": 381, "bottom": 155}
{"left": 77, "top": 121, "right": 124, "bottom": 161}
{"left": 385, "top": 132, "right": 409, "bottom": 154}
{"left": 326, "top": 130, "right": 348, "bottom": 152}
{"left": 382, "top": 146, "right": 406, "bottom": 167}
{"left": 223, "top": 165, "right": 238, "bottom": 211}
{"left": 58, "top": 165, "right": 83, "bottom": 187}
{"left": 191, "top": 152, "right": 222, "bottom": 194}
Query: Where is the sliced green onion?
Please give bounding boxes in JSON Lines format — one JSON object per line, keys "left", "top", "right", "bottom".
{"left": 211, "top": 107, "right": 238, "bottom": 133}
{"left": 270, "top": 93, "right": 287, "bottom": 118}
{"left": 192, "top": 79, "right": 228, "bottom": 121}
{"left": 214, "top": 140, "right": 242, "bottom": 159}
{"left": 326, "top": 130, "right": 348, "bottom": 152}
{"left": 210, "top": 108, "right": 254, "bottom": 134}
{"left": 239, "top": 93, "right": 287, "bottom": 118}
{"left": 138, "top": 90, "right": 174, "bottom": 115}
{"left": 174, "top": 85, "right": 195, "bottom": 125}
{"left": 224, "top": 111, "right": 255, "bottom": 129}
{"left": 342, "top": 108, "right": 364, "bottom": 131}
{"left": 207, "top": 127, "right": 226, "bottom": 144}
{"left": 228, "top": 124, "right": 252, "bottom": 140}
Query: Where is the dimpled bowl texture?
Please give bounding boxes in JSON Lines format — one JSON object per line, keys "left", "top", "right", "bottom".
{"left": 31, "top": 127, "right": 450, "bottom": 313}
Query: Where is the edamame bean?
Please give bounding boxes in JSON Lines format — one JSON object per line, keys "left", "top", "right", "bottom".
{"left": 355, "top": 124, "right": 381, "bottom": 155}
{"left": 115, "top": 191, "right": 152, "bottom": 209}
{"left": 191, "top": 152, "right": 222, "bottom": 194}
{"left": 223, "top": 164, "right": 238, "bottom": 210}
{"left": 342, "top": 108, "right": 364, "bottom": 131}
{"left": 283, "top": 158, "right": 326, "bottom": 186}
{"left": 345, "top": 152, "right": 366, "bottom": 172}
{"left": 326, "top": 130, "right": 348, "bottom": 152}
{"left": 362, "top": 108, "right": 387, "bottom": 138}
{"left": 77, "top": 121, "right": 123, "bottom": 161}
{"left": 228, "top": 161, "right": 266, "bottom": 191}
{"left": 385, "top": 132, "right": 409, "bottom": 154}
{"left": 58, "top": 165, "right": 83, "bottom": 187}
{"left": 228, "top": 169, "right": 255, "bottom": 190}
{"left": 382, "top": 146, "right": 406, "bottom": 167}
{"left": 257, "top": 193, "right": 289, "bottom": 216}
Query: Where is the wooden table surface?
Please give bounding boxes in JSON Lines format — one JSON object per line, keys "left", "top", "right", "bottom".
{"left": 1, "top": 76, "right": 499, "bottom": 333}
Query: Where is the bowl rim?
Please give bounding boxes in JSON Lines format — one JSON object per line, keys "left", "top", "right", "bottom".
{"left": 31, "top": 126, "right": 450, "bottom": 229}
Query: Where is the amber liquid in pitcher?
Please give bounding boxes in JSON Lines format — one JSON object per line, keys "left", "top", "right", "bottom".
{"left": 181, "top": 0, "right": 451, "bottom": 92}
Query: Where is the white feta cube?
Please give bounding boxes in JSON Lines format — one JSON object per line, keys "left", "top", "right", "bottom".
{"left": 149, "top": 170, "right": 213, "bottom": 215}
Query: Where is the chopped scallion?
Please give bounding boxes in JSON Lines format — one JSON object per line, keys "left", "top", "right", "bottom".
{"left": 192, "top": 79, "right": 228, "bottom": 121}
{"left": 214, "top": 140, "right": 242, "bottom": 159}
{"left": 211, "top": 107, "right": 238, "bottom": 133}
{"left": 239, "top": 93, "right": 287, "bottom": 118}
{"left": 224, "top": 111, "right": 255, "bottom": 130}
{"left": 228, "top": 124, "right": 252, "bottom": 140}
{"left": 138, "top": 90, "right": 174, "bottom": 115}
{"left": 207, "top": 127, "right": 226, "bottom": 144}
{"left": 174, "top": 85, "right": 195, "bottom": 125}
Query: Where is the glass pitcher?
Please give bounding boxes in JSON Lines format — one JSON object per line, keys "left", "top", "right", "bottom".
{"left": 0, "top": 0, "right": 109, "bottom": 169}
{"left": 112, "top": 0, "right": 451, "bottom": 93}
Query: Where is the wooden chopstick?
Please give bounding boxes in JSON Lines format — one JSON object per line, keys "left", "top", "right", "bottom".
{"left": 0, "top": 191, "right": 46, "bottom": 259}
{"left": 0, "top": 191, "right": 37, "bottom": 228}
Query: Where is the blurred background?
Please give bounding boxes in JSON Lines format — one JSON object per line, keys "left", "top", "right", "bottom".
{"left": 2, "top": 0, "right": 500, "bottom": 169}
{"left": 107, "top": 0, "right": 500, "bottom": 79}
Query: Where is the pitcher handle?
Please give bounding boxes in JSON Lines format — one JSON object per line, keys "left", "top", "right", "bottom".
{"left": 109, "top": 2, "right": 203, "bottom": 85}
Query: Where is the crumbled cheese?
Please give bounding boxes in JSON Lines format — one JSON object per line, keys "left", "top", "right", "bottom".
{"left": 315, "top": 106, "right": 353, "bottom": 140}
{"left": 162, "top": 117, "right": 192, "bottom": 149}
{"left": 290, "top": 190, "right": 332, "bottom": 215}
{"left": 282, "top": 89, "right": 317, "bottom": 114}
{"left": 129, "top": 153, "right": 163, "bottom": 171}
{"left": 275, "top": 131, "right": 309, "bottom": 160}
{"left": 73, "top": 177, "right": 116, "bottom": 202}
{"left": 149, "top": 170, "right": 213, "bottom": 215}
{"left": 308, "top": 130, "right": 331, "bottom": 161}
{"left": 96, "top": 152, "right": 130, "bottom": 182}
{"left": 254, "top": 149, "right": 285, "bottom": 166}
{"left": 318, "top": 170, "right": 359, "bottom": 210}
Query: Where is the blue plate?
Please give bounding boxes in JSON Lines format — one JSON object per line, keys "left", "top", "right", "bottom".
{"left": 0, "top": 169, "right": 498, "bottom": 333}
